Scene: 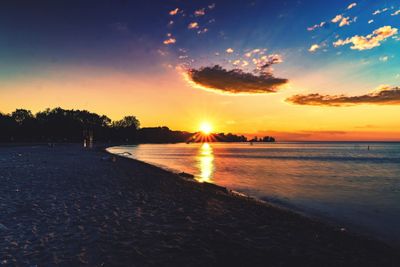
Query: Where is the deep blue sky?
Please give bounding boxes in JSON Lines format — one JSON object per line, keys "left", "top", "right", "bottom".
{"left": 1, "top": 0, "right": 399, "bottom": 79}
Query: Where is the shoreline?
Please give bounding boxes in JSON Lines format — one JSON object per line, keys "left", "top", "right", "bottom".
{"left": 1, "top": 143, "right": 399, "bottom": 266}
{"left": 107, "top": 145, "right": 306, "bottom": 215}
{"left": 104, "top": 145, "right": 400, "bottom": 248}
{"left": 106, "top": 144, "right": 400, "bottom": 248}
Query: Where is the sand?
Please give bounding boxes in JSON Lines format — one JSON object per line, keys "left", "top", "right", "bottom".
{"left": 0, "top": 144, "right": 399, "bottom": 266}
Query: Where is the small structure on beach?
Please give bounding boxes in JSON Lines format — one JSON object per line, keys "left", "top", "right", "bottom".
{"left": 83, "top": 129, "right": 94, "bottom": 148}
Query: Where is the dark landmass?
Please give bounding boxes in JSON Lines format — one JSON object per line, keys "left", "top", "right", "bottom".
{"left": 0, "top": 144, "right": 399, "bottom": 266}
{"left": 0, "top": 108, "right": 274, "bottom": 144}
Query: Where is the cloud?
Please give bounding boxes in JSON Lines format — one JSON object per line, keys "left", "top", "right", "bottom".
{"left": 333, "top": 26, "right": 398, "bottom": 50}
{"left": 392, "top": 10, "right": 400, "bottom": 16}
{"left": 339, "top": 16, "right": 351, "bottom": 27}
{"left": 244, "top": 48, "right": 267, "bottom": 58}
{"left": 169, "top": 8, "right": 180, "bottom": 16}
{"left": 347, "top": 3, "right": 357, "bottom": 10}
{"left": 230, "top": 59, "right": 248, "bottom": 68}
{"left": 286, "top": 86, "right": 400, "bottom": 106}
{"left": 331, "top": 14, "right": 354, "bottom": 27}
{"left": 197, "top": 28, "right": 208, "bottom": 34}
{"left": 368, "top": 19, "right": 374, "bottom": 24}
{"left": 264, "top": 54, "right": 283, "bottom": 64}
{"left": 226, "top": 48, "right": 234, "bottom": 53}
{"left": 186, "top": 65, "right": 288, "bottom": 94}
{"left": 251, "top": 54, "right": 284, "bottom": 72}
{"left": 208, "top": 3, "right": 216, "bottom": 9}
{"left": 163, "top": 38, "right": 176, "bottom": 45}
{"left": 373, "top": 8, "right": 388, "bottom": 15}
{"left": 188, "top": 22, "right": 199, "bottom": 29}
{"left": 194, "top": 8, "right": 205, "bottom": 16}
{"left": 331, "top": 15, "right": 357, "bottom": 27}
{"left": 379, "top": 56, "right": 389, "bottom": 62}
{"left": 307, "top": 21, "right": 326, "bottom": 31}
{"left": 232, "top": 60, "right": 241, "bottom": 66}
{"left": 308, "top": 44, "right": 320, "bottom": 52}
{"left": 331, "top": 14, "right": 343, "bottom": 23}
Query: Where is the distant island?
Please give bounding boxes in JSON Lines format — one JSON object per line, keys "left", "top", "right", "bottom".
{"left": 0, "top": 108, "right": 275, "bottom": 144}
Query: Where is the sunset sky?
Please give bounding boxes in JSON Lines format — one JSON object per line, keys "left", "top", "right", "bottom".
{"left": 1, "top": 0, "right": 400, "bottom": 141}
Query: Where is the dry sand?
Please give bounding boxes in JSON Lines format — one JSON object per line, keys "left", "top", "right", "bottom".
{"left": 0, "top": 144, "right": 399, "bottom": 266}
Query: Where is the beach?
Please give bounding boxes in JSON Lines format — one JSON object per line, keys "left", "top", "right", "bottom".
{"left": 0, "top": 144, "right": 399, "bottom": 266}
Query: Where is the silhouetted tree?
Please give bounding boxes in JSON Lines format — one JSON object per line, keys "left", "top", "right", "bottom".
{"left": 214, "top": 133, "right": 247, "bottom": 142}
{"left": 262, "top": 136, "right": 275, "bottom": 142}
{"left": 0, "top": 113, "right": 17, "bottom": 141}
{"left": 11, "top": 109, "right": 33, "bottom": 124}
{"left": 249, "top": 136, "right": 276, "bottom": 143}
{"left": 0, "top": 107, "right": 275, "bottom": 144}
{"left": 113, "top": 116, "right": 140, "bottom": 129}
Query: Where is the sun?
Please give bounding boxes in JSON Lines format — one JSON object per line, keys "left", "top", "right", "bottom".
{"left": 199, "top": 122, "right": 213, "bottom": 135}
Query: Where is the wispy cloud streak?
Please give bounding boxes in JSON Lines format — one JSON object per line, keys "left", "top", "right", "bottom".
{"left": 287, "top": 86, "right": 400, "bottom": 106}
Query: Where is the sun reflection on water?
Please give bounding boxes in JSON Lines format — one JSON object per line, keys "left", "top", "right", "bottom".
{"left": 197, "top": 143, "right": 215, "bottom": 182}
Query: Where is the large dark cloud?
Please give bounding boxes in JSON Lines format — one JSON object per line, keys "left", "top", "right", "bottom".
{"left": 188, "top": 65, "right": 288, "bottom": 94}
{"left": 287, "top": 87, "right": 400, "bottom": 106}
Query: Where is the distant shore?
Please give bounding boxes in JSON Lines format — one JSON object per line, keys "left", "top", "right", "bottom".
{"left": 0, "top": 144, "right": 399, "bottom": 266}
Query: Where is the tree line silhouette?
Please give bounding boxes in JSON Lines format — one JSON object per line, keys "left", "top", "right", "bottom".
{"left": 0, "top": 108, "right": 275, "bottom": 143}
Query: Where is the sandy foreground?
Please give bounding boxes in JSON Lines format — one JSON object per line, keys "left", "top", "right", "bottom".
{"left": 0, "top": 144, "right": 399, "bottom": 266}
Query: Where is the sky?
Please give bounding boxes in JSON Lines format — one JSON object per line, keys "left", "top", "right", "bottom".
{"left": 1, "top": 0, "right": 400, "bottom": 141}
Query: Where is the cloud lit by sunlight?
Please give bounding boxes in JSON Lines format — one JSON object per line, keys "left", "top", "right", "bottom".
{"left": 333, "top": 26, "right": 398, "bottom": 50}
{"left": 286, "top": 86, "right": 400, "bottom": 106}
{"left": 185, "top": 65, "right": 288, "bottom": 94}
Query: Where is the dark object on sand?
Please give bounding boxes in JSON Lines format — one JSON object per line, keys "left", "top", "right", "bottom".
{"left": 178, "top": 172, "right": 195, "bottom": 179}
{"left": 201, "top": 182, "right": 228, "bottom": 193}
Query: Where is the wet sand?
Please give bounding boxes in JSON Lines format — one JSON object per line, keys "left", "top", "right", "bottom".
{"left": 0, "top": 144, "right": 399, "bottom": 266}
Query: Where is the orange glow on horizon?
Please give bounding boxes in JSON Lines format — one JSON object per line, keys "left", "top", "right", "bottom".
{"left": 1, "top": 65, "right": 400, "bottom": 142}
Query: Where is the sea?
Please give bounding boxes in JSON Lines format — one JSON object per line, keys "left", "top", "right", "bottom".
{"left": 107, "top": 142, "right": 400, "bottom": 245}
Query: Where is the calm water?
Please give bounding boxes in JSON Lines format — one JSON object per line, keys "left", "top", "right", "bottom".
{"left": 107, "top": 142, "right": 400, "bottom": 244}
